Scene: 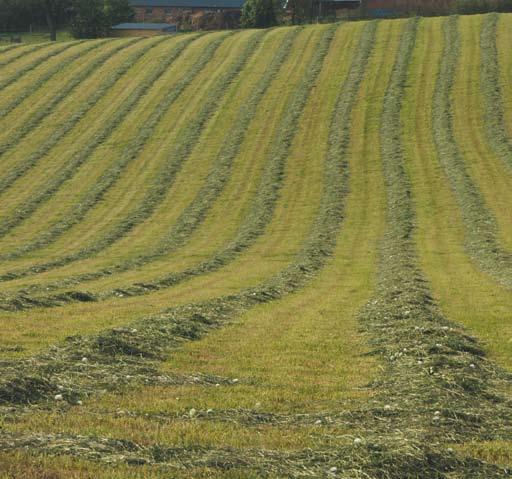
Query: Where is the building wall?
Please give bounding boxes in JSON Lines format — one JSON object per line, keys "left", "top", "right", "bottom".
{"left": 133, "top": 6, "right": 240, "bottom": 22}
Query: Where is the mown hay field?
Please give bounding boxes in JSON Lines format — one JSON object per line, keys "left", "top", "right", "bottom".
{"left": 0, "top": 14, "right": 511, "bottom": 478}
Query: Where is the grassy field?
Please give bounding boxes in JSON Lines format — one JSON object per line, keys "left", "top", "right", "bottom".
{"left": 0, "top": 15, "right": 511, "bottom": 478}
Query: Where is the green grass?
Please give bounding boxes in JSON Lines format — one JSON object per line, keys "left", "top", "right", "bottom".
{"left": 0, "top": 30, "right": 73, "bottom": 44}
{"left": 0, "top": 15, "right": 511, "bottom": 478}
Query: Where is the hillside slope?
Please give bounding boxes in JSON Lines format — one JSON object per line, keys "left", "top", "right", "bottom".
{"left": 0, "top": 14, "right": 511, "bottom": 478}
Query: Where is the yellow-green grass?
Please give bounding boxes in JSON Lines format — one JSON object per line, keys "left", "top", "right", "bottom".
{"left": 0, "top": 30, "right": 262, "bottom": 274}
{"left": 0, "top": 38, "right": 146, "bottom": 183}
{"left": 0, "top": 26, "right": 331, "bottom": 355}
{"left": 403, "top": 16, "right": 512, "bottom": 370}
{"left": 0, "top": 41, "right": 67, "bottom": 83}
{"left": 2, "top": 19, "right": 395, "bottom": 461}
{"left": 0, "top": 39, "right": 129, "bottom": 151}
{"left": 0, "top": 30, "right": 307, "bottom": 288}
{"left": 0, "top": 34, "right": 208, "bottom": 254}
{"left": 0, "top": 35, "right": 191, "bottom": 222}
{"left": 0, "top": 16, "right": 511, "bottom": 478}
{"left": 497, "top": 14, "right": 512, "bottom": 138}
{"left": 452, "top": 14, "right": 512, "bottom": 251}
{"left": 0, "top": 26, "right": 326, "bottom": 295}
{"left": 454, "top": 441, "right": 512, "bottom": 468}
{"left": 0, "top": 452, "right": 260, "bottom": 479}
{"left": 0, "top": 39, "right": 105, "bottom": 114}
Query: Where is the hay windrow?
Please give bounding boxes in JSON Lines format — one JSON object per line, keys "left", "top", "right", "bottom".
{"left": 432, "top": 15, "right": 512, "bottom": 287}
{"left": 0, "top": 41, "right": 78, "bottom": 92}
{"left": 0, "top": 37, "right": 144, "bottom": 192}
{"left": 0, "top": 34, "right": 211, "bottom": 247}
{"left": 0, "top": 24, "right": 352, "bottom": 310}
{"left": 346, "top": 14, "right": 512, "bottom": 473}
{"left": 0, "top": 31, "right": 258, "bottom": 279}
{"left": 0, "top": 20, "right": 362, "bottom": 405}
{"left": 1, "top": 18, "right": 511, "bottom": 479}
{"left": 480, "top": 13, "right": 512, "bottom": 172}
{"left": 0, "top": 22, "right": 392, "bottom": 476}
{"left": 0, "top": 28, "right": 301, "bottom": 300}
{"left": 0, "top": 39, "right": 104, "bottom": 118}
{"left": 0, "top": 43, "right": 48, "bottom": 68}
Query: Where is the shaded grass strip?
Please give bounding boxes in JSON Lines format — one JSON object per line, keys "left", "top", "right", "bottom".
{"left": 432, "top": 15, "right": 512, "bottom": 287}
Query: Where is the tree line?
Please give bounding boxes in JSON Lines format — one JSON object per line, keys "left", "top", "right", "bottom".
{"left": 0, "top": 0, "right": 133, "bottom": 40}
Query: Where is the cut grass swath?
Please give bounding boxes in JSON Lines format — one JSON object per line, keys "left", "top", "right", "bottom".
{"left": 0, "top": 29, "right": 301, "bottom": 299}
{"left": 480, "top": 13, "right": 512, "bottom": 172}
{"left": 0, "top": 41, "right": 79, "bottom": 92}
{"left": 432, "top": 15, "right": 512, "bottom": 287}
{"left": 0, "top": 38, "right": 144, "bottom": 191}
{"left": 0, "top": 22, "right": 347, "bottom": 402}
{"left": 0, "top": 35, "right": 206, "bottom": 242}
{"left": 0, "top": 32, "right": 261, "bottom": 281}
{"left": 0, "top": 39, "right": 107, "bottom": 118}
{"left": 349, "top": 16, "right": 512, "bottom": 476}
{"left": 0, "top": 22, "right": 364, "bottom": 312}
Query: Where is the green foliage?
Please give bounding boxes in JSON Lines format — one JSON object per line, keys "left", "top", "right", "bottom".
{"left": 104, "top": 0, "right": 133, "bottom": 25}
{"left": 70, "top": 0, "right": 133, "bottom": 38}
{"left": 241, "top": 0, "right": 276, "bottom": 28}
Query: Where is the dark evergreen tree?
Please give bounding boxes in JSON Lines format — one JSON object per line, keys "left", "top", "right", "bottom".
{"left": 241, "top": 0, "right": 276, "bottom": 27}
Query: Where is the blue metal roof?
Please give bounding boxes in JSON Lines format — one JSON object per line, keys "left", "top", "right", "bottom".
{"left": 129, "top": 0, "right": 245, "bottom": 8}
{"left": 112, "top": 22, "right": 177, "bottom": 29}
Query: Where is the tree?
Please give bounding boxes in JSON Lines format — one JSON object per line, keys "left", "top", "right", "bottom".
{"left": 43, "top": 0, "right": 68, "bottom": 40}
{"left": 104, "top": 0, "right": 134, "bottom": 25}
{"left": 70, "top": 0, "right": 133, "bottom": 38}
{"left": 241, "top": 0, "right": 276, "bottom": 27}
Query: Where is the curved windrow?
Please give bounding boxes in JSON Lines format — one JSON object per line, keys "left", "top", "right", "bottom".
{"left": 480, "top": 13, "right": 512, "bottom": 172}
{"left": 0, "top": 41, "right": 77, "bottom": 91}
{"left": 0, "top": 29, "right": 301, "bottom": 298}
{"left": 0, "top": 31, "right": 262, "bottom": 282}
{"left": 432, "top": 15, "right": 512, "bottom": 288}
{"left": 0, "top": 35, "right": 210, "bottom": 241}
{"left": 352, "top": 16, "right": 512, "bottom": 476}
{"left": 0, "top": 38, "right": 143, "bottom": 190}
{"left": 0, "top": 23, "right": 374, "bottom": 313}
{"left": 0, "top": 39, "right": 107, "bottom": 118}
{"left": 0, "top": 20, "right": 371, "bottom": 399}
